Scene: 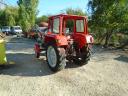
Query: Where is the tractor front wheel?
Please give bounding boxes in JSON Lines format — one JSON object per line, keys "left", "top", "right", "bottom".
{"left": 46, "top": 44, "right": 66, "bottom": 72}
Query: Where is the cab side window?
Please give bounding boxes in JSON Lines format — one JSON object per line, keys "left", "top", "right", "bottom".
{"left": 53, "top": 18, "right": 59, "bottom": 34}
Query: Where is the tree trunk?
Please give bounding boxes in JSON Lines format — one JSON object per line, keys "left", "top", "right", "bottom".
{"left": 104, "top": 30, "right": 113, "bottom": 48}
{"left": 104, "top": 33, "right": 109, "bottom": 48}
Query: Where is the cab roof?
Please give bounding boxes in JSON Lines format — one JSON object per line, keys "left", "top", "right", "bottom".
{"left": 49, "top": 14, "right": 87, "bottom": 19}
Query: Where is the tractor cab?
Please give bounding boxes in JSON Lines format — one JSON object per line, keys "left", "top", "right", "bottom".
{"left": 34, "top": 14, "right": 94, "bottom": 72}
{"left": 45, "top": 14, "right": 93, "bottom": 48}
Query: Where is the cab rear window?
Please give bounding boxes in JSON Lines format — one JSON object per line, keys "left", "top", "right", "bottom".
{"left": 76, "top": 20, "right": 84, "bottom": 32}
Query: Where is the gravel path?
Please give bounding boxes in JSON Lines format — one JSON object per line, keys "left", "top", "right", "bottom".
{"left": 0, "top": 36, "right": 128, "bottom": 96}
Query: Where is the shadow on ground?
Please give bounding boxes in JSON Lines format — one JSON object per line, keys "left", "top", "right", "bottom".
{"left": 0, "top": 53, "right": 80, "bottom": 77}
{"left": 0, "top": 53, "right": 53, "bottom": 77}
{"left": 114, "top": 55, "right": 128, "bottom": 63}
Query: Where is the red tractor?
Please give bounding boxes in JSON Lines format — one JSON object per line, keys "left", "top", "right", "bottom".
{"left": 34, "top": 14, "right": 94, "bottom": 72}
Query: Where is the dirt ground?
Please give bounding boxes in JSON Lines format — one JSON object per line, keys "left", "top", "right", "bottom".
{"left": 0, "top": 36, "right": 128, "bottom": 96}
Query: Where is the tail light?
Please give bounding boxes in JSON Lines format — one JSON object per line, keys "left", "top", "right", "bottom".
{"left": 86, "top": 35, "right": 94, "bottom": 44}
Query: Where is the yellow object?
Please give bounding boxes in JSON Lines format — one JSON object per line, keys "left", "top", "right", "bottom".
{"left": 0, "top": 39, "right": 7, "bottom": 65}
{"left": 9, "top": 61, "right": 15, "bottom": 65}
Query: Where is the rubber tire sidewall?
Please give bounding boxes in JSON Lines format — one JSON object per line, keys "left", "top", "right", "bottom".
{"left": 46, "top": 43, "right": 66, "bottom": 72}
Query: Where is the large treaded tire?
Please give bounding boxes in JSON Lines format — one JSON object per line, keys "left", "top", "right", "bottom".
{"left": 46, "top": 43, "right": 66, "bottom": 72}
{"left": 74, "top": 46, "right": 91, "bottom": 66}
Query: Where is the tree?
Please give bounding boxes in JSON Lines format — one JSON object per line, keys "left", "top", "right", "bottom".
{"left": 0, "top": 9, "right": 5, "bottom": 27}
{"left": 17, "top": 0, "right": 39, "bottom": 32}
{"left": 88, "top": 0, "right": 128, "bottom": 47}
{"left": 66, "top": 8, "right": 86, "bottom": 16}
{"left": 36, "top": 15, "right": 48, "bottom": 24}
{"left": 0, "top": 6, "right": 18, "bottom": 27}
{"left": 5, "top": 6, "right": 19, "bottom": 26}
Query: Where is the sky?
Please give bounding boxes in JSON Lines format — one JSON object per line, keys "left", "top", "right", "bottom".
{"left": 5, "top": 0, "right": 89, "bottom": 17}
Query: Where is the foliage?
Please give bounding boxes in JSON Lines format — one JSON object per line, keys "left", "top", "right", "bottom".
{"left": 65, "top": 8, "right": 86, "bottom": 16}
{"left": 17, "top": 0, "right": 39, "bottom": 32}
{"left": 88, "top": 0, "right": 128, "bottom": 47}
{"left": 0, "top": 9, "right": 5, "bottom": 27}
{"left": 36, "top": 8, "right": 86, "bottom": 25}
{"left": 36, "top": 15, "right": 48, "bottom": 24}
{"left": 5, "top": 6, "right": 19, "bottom": 26}
{"left": 0, "top": 6, "right": 18, "bottom": 27}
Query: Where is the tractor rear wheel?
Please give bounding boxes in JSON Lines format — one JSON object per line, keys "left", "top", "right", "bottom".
{"left": 74, "top": 46, "right": 91, "bottom": 65}
{"left": 46, "top": 44, "right": 66, "bottom": 72}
